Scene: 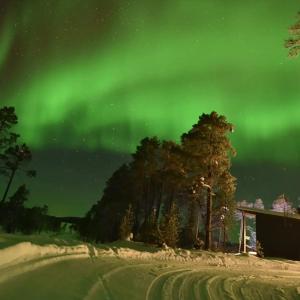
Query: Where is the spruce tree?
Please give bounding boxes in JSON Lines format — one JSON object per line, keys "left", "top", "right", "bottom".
{"left": 159, "top": 202, "right": 180, "bottom": 248}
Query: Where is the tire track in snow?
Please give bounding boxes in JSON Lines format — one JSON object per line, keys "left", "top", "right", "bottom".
{"left": 160, "top": 269, "right": 194, "bottom": 300}
{"left": 145, "top": 268, "right": 191, "bottom": 300}
{"left": 173, "top": 270, "right": 211, "bottom": 300}
{"left": 208, "top": 275, "right": 240, "bottom": 300}
{"left": 84, "top": 261, "right": 152, "bottom": 300}
{"left": 228, "top": 274, "right": 291, "bottom": 300}
{"left": 81, "top": 259, "right": 124, "bottom": 300}
{"left": 222, "top": 277, "right": 239, "bottom": 300}
{"left": 206, "top": 274, "right": 223, "bottom": 299}
{"left": 192, "top": 273, "right": 214, "bottom": 300}
{"left": 83, "top": 274, "right": 113, "bottom": 300}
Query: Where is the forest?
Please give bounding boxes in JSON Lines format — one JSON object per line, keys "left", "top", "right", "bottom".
{"left": 0, "top": 106, "right": 236, "bottom": 250}
{"left": 79, "top": 111, "right": 236, "bottom": 250}
{"left": 1, "top": 105, "right": 298, "bottom": 253}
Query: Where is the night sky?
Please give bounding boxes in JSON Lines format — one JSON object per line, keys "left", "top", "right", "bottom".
{"left": 1, "top": 0, "right": 300, "bottom": 216}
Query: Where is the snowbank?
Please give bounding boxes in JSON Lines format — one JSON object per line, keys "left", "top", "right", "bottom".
{"left": 1, "top": 235, "right": 300, "bottom": 299}
{"left": 0, "top": 241, "right": 90, "bottom": 284}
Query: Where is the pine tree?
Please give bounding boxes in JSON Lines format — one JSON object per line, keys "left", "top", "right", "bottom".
{"left": 181, "top": 112, "right": 236, "bottom": 250}
{"left": 0, "top": 107, "right": 36, "bottom": 204}
{"left": 285, "top": 12, "right": 300, "bottom": 58}
{"left": 119, "top": 204, "right": 134, "bottom": 240}
{"left": 1, "top": 144, "right": 36, "bottom": 203}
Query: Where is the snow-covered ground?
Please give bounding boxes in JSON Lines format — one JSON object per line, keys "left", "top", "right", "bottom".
{"left": 0, "top": 233, "right": 300, "bottom": 299}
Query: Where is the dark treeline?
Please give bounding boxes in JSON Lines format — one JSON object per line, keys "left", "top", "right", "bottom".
{"left": 0, "top": 106, "right": 62, "bottom": 234}
{"left": 79, "top": 112, "right": 236, "bottom": 250}
{"left": 0, "top": 184, "right": 66, "bottom": 234}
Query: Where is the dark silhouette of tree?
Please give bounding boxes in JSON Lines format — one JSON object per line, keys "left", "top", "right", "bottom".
{"left": 285, "top": 12, "right": 300, "bottom": 57}
{"left": 0, "top": 106, "right": 36, "bottom": 203}
{"left": 181, "top": 112, "right": 236, "bottom": 250}
{"left": 0, "top": 106, "right": 19, "bottom": 152}
{"left": 0, "top": 184, "right": 49, "bottom": 234}
{"left": 159, "top": 141, "right": 186, "bottom": 217}
{"left": 0, "top": 106, "right": 42, "bottom": 234}
{"left": 181, "top": 194, "right": 202, "bottom": 248}
{"left": 139, "top": 208, "right": 159, "bottom": 244}
{"left": 9, "top": 184, "right": 29, "bottom": 205}
{"left": 119, "top": 204, "right": 134, "bottom": 240}
{"left": 0, "top": 184, "right": 28, "bottom": 232}
{"left": 0, "top": 144, "right": 36, "bottom": 203}
{"left": 80, "top": 164, "right": 135, "bottom": 242}
{"left": 22, "top": 205, "right": 48, "bottom": 234}
{"left": 130, "top": 138, "right": 185, "bottom": 243}
{"left": 130, "top": 137, "right": 161, "bottom": 234}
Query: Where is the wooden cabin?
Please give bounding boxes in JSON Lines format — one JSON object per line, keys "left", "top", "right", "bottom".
{"left": 237, "top": 207, "right": 300, "bottom": 260}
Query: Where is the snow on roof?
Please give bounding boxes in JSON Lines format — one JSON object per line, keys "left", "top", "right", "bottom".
{"left": 236, "top": 206, "right": 300, "bottom": 220}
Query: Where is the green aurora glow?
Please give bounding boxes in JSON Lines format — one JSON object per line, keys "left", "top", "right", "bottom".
{"left": 1, "top": 0, "right": 300, "bottom": 164}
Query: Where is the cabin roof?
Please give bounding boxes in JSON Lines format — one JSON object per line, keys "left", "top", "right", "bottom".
{"left": 237, "top": 206, "right": 300, "bottom": 220}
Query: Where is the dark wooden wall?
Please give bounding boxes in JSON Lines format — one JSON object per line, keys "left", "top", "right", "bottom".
{"left": 256, "top": 214, "right": 300, "bottom": 260}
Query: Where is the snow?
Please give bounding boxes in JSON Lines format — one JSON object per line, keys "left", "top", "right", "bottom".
{"left": 1, "top": 233, "right": 300, "bottom": 299}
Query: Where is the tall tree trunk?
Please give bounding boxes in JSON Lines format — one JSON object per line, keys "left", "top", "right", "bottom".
{"left": 142, "top": 178, "right": 149, "bottom": 220}
{"left": 205, "top": 132, "right": 214, "bottom": 251}
{"left": 155, "top": 182, "right": 163, "bottom": 222}
{"left": 167, "top": 188, "right": 175, "bottom": 213}
{"left": 222, "top": 223, "right": 226, "bottom": 251}
{"left": 1, "top": 168, "right": 16, "bottom": 203}
{"left": 149, "top": 177, "right": 156, "bottom": 216}
{"left": 195, "top": 209, "right": 200, "bottom": 240}
{"left": 205, "top": 185, "right": 212, "bottom": 250}
{"left": 132, "top": 201, "right": 140, "bottom": 236}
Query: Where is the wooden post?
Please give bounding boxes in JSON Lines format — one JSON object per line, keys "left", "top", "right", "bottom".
{"left": 243, "top": 213, "right": 247, "bottom": 253}
{"left": 238, "top": 216, "right": 243, "bottom": 253}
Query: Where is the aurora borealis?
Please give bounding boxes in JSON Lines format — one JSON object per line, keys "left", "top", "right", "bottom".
{"left": 1, "top": 0, "right": 300, "bottom": 216}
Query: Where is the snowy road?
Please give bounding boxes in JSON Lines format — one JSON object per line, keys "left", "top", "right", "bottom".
{"left": 0, "top": 239, "right": 300, "bottom": 299}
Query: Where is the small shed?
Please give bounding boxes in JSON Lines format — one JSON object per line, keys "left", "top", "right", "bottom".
{"left": 237, "top": 207, "right": 300, "bottom": 260}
